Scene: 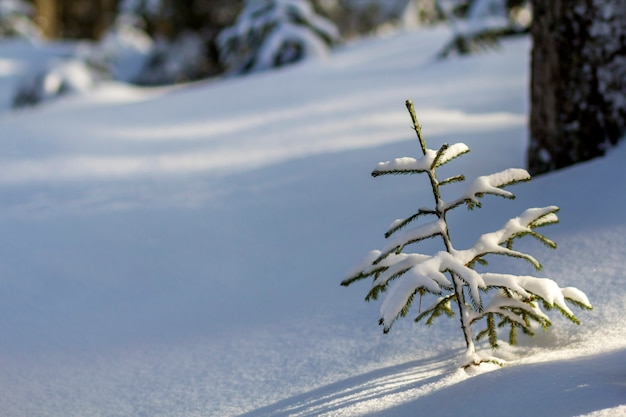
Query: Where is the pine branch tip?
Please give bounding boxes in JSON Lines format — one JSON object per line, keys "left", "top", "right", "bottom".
{"left": 405, "top": 98, "right": 426, "bottom": 155}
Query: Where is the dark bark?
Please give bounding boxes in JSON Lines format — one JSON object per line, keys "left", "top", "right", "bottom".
{"left": 528, "top": 0, "right": 626, "bottom": 175}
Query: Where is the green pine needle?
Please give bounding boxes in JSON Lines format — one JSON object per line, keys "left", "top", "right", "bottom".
{"left": 439, "top": 174, "right": 466, "bottom": 187}
{"left": 385, "top": 209, "right": 437, "bottom": 238}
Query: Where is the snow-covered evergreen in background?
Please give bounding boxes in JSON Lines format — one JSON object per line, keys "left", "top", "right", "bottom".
{"left": 11, "top": 53, "right": 104, "bottom": 108}
{"left": 436, "top": 0, "right": 531, "bottom": 58}
{"left": 464, "top": 0, "right": 532, "bottom": 32}
{"left": 0, "top": 0, "right": 41, "bottom": 40}
{"left": 98, "top": 8, "right": 207, "bottom": 86}
{"left": 217, "top": 0, "right": 340, "bottom": 74}
{"left": 117, "top": 0, "right": 210, "bottom": 85}
{"left": 132, "top": 30, "right": 207, "bottom": 85}
{"left": 10, "top": 14, "right": 153, "bottom": 108}
{"left": 97, "top": 14, "right": 154, "bottom": 83}
{"left": 342, "top": 100, "right": 592, "bottom": 367}
{"left": 9, "top": 1, "right": 205, "bottom": 106}
{"left": 309, "top": 0, "right": 450, "bottom": 39}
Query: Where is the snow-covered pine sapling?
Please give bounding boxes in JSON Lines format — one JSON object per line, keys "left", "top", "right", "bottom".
{"left": 342, "top": 100, "right": 592, "bottom": 367}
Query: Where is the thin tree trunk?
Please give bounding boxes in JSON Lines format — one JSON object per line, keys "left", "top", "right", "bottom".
{"left": 35, "top": 0, "right": 59, "bottom": 39}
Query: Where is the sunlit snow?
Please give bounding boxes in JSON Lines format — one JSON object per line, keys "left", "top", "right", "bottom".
{"left": 0, "top": 24, "right": 624, "bottom": 417}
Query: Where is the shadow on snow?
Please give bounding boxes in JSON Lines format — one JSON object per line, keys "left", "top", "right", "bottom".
{"left": 238, "top": 350, "right": 460, "bottom": 417}
{"left": 240, "top": 348, "right": 626, "bottom": 417}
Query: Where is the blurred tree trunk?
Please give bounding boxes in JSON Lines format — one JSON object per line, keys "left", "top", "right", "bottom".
{"left": 34, "top": 0, "right": 59, "bottom": 39}
{"left": 34, "top": 0, "right": 118, "bottom": 39}
{"left": 528, "top": 0, "right": 626, "bottom": 175}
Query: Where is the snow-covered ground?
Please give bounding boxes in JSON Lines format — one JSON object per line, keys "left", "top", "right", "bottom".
{"left": 0, "top": 26, "right": 624, "bottom": 417}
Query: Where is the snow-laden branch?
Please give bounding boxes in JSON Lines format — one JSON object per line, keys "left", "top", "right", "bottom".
{"left": 482, "top": 273, "right": 582, "bottom": 316}
{"left": 453, "top": 206, "right": 560, "bottom": 270}
{"left": 441, "top": 253, "right": 486, "bottom": 310}
{"left": 561, "top": 287, "right": 592, "bottom": 309}
{"left": 379, "top": 251, "right": 485, "bottom": 331}
{"left": 477, "top": 292, "right": 550, "bottom": 327}
{"left": 432, "top": 143, "right": 470, "bottom": 169}
{"left": 341, "top": 250, "right": 429, "bottom": 287}
{"left": 371, "top": 142, "right": 469, "bottom": 177}
{"left": 374, "top": 218, "right": 446, "bottom": 264}
{"left": 372, "top": 153, "right": 435, "bottom": 177}
{"left": 365, "top": 254, "right": 434, "bottom": 300}
{"left": 373, "top": 252, "right": 453, "bottom": 292}
{"left": 379, "top": 269, "right": 449, "bottom": 332}
{"left": 445, "top": 168, "right": 531, "bottom": 210}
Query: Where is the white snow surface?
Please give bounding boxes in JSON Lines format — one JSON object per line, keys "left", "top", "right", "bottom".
{"left": 0, "top": 26, "right": 625, "bottom": 417}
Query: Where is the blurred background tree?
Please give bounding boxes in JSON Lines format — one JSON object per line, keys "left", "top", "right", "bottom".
{"left": 31, "top": 0, "right": 240, "bottom": 40}
{"left": 28, "top": 0, "right": 444, "bottom": 41}
{"left": 22, "top": 0, "right": 445, "bottom": 83}
{"left": 6, "top": 1, "right": 624, "bottom": 173}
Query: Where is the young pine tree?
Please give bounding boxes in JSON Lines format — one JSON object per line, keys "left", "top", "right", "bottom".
{"left": 342, "top": 100, "right": 592, "bottom": 367}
